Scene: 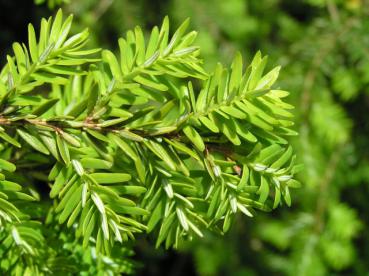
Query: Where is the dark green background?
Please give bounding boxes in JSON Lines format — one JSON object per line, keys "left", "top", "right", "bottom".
{"left": 1, "top": 0, "right": 369, "bottom": 275}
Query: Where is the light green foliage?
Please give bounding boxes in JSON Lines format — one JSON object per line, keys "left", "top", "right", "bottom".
{"left": 0, "top": 9, "right": 299, "bottom": 274}
{"left": 35, "top": 0, "right": 70, "bottom": 9}
{"left": 166, "top": 1, "right": 368, "bottom": 275}
{"left": 310, "top": 98, "right": 352, "bottom": 147}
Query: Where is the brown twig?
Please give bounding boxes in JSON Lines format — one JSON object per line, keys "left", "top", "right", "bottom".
{"left": 326, "top": 0, "right": 340, "bottom": 25}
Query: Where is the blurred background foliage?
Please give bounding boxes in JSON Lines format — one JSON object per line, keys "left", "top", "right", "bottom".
{"left": 1, "top": 0, "right": 369, "bottom": 275}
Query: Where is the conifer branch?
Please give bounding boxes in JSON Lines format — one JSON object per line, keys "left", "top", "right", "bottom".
{"left": 0, "top": 9, "right": 300, "bottom": 274}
